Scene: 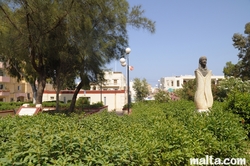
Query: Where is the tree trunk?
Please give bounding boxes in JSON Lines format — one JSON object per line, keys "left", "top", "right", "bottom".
{"left": 67, "top": 80, "right": 83, "bottom": 113}
{"left": 56, "top": 77, "right": 61, "bottom": 111}
{"left": 29, "top": 81, "right": 37, "bottom": 104}
{"left": 36, "top": 75, "right": 46, "bottom": 104}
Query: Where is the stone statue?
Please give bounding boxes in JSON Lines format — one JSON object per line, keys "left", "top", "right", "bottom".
{"left": 194, "top": 56, "right": 213, "bottom": 112}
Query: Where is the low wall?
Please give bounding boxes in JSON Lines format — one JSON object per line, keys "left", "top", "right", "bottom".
{"left": 0, "top": 110, "right": 15, "bottom": 117}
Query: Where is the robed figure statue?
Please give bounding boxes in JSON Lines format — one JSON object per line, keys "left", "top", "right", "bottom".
{"left": 194, "top": 56, "right": 213, "bottom": 112}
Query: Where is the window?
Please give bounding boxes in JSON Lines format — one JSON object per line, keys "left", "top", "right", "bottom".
{"left": 104, "top": 97, "right": 106, "bottom": 105}
{"left": 114, "top": 79, "right": 118, "bottom": 85}
{"left": 17, "top": 86, "right": 21, "bottom": 91}
{"left": 0, "top": 70, "right": 3, "bottom": 76}
{"left": 0, "top": 84, "right": 3, "bottom": 89}
{"left": 177, "top": 80, "right": 180, "bottom": 87}
{"left": 50, "top": 96, "right": 54, "bottom": 100}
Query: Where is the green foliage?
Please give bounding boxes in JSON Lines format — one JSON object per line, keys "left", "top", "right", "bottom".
{"left": 154, "top": 89, "right": 170, "bottom": 103}
{"left": 122, "top": 103, "right": 133, "bottom": 110}
{"left": 216, "top": 77, "right": 250, "bottom": 102}
{"left": 0, "top": 102, "right": 27, "bottom": 111}
{"left": 42, "top": 101, "right": 67, "bottom": 108}
{"left": 223, "top": 61, "right": 240, "bottom": 78}
{"left": 76, "top": 97, "right": 90, "bottom": 107}
{"left": 0, "top": 0, "right": 156, "bottom": 106}
{"left": 215, "top": 77, "right": 250, "bottom": 137}
{"left": 0, "top": 100, "right": 248, "bottom": 165}
{"left": 88, "top": 102, "right": 104, "bottom": 109}
{"left": 76, "top": 97, "right": 103, "bottom": 109}
{"left": 175, "top": 79, "right": 196, "bottom": 101}
{"left": 224, "top": 22, "right": 250, "bottom": 80}
{"left": 224, "top": 92, "right": 250, "bottom": 137}
{"left": 132, "top": 78, "right": 149, "bottom": 102}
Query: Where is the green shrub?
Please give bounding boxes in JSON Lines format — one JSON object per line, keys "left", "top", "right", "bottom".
{"left": 224, "top": 91, "right": 250, "bottom": 137}
{"left": 0, "top": 102, "right": 26, "bottom": 111}
{"left": 122, "top": 103, "right": 133, "bottom": 110}
{"left": 88, "top": 101, "right": 103, "bottom": 108}
{"left": 0, "top": 100, "right": 248, "bottom": 165}
{"left": 76, "top": 97, "right": 90, "bottom": 107}
{"left": 42, "top": 101, "right": 67, "bottom": 107}
{"left": 216, "top": 77, "right": 250, "bottom": 102}
{"left": 154, "top": 89, "right": 170, "bottom": 103}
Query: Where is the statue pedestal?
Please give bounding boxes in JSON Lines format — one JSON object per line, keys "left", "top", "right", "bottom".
{"left": 197, "top": 109, "right": 210, "bottom": 113}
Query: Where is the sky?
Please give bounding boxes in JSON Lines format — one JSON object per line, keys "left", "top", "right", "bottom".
{"left": 106, "top": 0, "right": 250, "bottom": 87}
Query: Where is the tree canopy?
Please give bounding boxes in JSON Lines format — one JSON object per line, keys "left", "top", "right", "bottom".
{"left": 223, "top": 22, "right": 250, "bottom": 80}
{"left": 132, "top": 78, "right": 149, "bottom": 102}
{"left": 0, "top": 0, "right": 155, "bottom": 112}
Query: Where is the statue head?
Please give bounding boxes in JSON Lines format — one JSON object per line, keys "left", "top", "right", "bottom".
{"left": 199, "top": 56, "right": 207, "bottom": 68}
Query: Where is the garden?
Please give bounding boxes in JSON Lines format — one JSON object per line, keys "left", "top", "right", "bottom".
{"left": 0, "top": 99, "right": 249, "bottom": 165}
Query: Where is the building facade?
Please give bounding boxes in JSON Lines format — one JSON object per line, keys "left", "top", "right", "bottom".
{"left": 0, "top": 62, "right": 34, "bottom": 102}
{"left": 0, "top": 64, "right": 127, "bottom": 111}
{"left": 43, "top": 71, "right": 128, "bottom": 111}
{"left": 159, "top": 75, "right": 225, "bottom": 91}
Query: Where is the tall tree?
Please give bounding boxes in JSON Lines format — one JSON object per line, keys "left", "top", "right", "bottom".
{"left": 0, "top": 0, "right": 155, "bottom": 112}
{"left": 132, "top": 78, "right": 149, "bottom": 102}
{"left": 66, "top": 1, "right": 155, "bottom": 112}
{"left": 224, "top": 22, "right": 250, "bottom": 80}
{"left": 0, "top": 0, "right": 75, "bottom": 104}
{"left": 223, "top": 61, "right": 240, "bottom": 78}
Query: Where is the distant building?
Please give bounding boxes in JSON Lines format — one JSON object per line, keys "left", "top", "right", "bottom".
{"left": 159, "top": 75, "right": 225, "bottom": 92}
{"left": 43, "top": 71, "right": 128, "bottom": 111}
{"left": 0, "top": 62, "right": 34, "bottom": 102}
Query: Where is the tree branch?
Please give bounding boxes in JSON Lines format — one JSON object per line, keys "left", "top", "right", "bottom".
{"left": 0, "top": 5, "right": 23, "bottom": 34}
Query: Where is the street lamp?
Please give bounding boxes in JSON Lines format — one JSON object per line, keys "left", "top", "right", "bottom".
{"left": 158, "top": 80, "right": 160, "bottom": 89}
{"left": 120, "top": 47, "right": 131, "bottom": 114}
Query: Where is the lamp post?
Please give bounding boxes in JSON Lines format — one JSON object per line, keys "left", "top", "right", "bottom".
{"left": 120, "top": 47, "right": 131, "bottom": 114}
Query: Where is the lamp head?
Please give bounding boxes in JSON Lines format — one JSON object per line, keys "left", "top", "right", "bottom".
{"left": 125, "top": 47, "right": 131, "bottom": 54}
{"left": 120, "top": 57, "right": 126, "bottom": 64}
{"left": 121, "top": 62, "right": 126, "bottom": 67}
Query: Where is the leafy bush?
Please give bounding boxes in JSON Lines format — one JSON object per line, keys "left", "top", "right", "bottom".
{"left": 0, "top": 100, "right": 248, "bottom": 165}
{"left": 216, "top": 77, "right": 250, "bottom": 102}
{"left": 154, "top": 89, "right": 170, "bottom": 103}
{"left": 174, "top": 79, "right": 196, "bottom": 101}
{"left": 122, "top": 103, "right": 133, "bottom": 110}
{"left": 88, "top": 101, "right": 104, "bottom": 109}
{"left": 0, "top": 102, "right": 26, "bottom": 111}
{"left": 76, "top": 97, "right": 90, "bottom": 107}
{"left": 42, "top": 101, "right": 67, "bottom": 107}
{"left": 224, "top": 91, "right": 250, "bottom": 137}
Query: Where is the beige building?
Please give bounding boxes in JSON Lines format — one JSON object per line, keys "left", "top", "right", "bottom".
{"left": 0, "top": 62, "right": 33, "bottom": 102}
{"left": 0, "top": 65, "right": 129, "bottom": 111}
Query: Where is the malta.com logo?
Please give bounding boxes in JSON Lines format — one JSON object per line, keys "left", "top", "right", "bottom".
{"left": 190, "top": 155, "right": 246, "bottom": 165}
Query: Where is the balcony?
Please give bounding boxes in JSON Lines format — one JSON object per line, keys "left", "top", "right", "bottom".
{"left": 15, "top": 92, "right": 27, "bottom": 98}
{"left": 0, "top": 76, "right": 10, "bottom": 82}
{"left": 0, "top": 90, "right": 10, "bottom": 96}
